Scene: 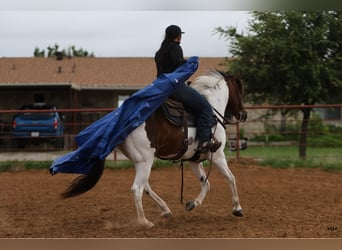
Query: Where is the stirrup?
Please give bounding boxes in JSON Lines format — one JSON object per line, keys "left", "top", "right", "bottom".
{"left": 196, "top": 139, "right": 222, "bottom": 154}
{"left": 196, "top": 141, "right": 210, "bottom": 154}
{"left": 208, "top": 140, "right": 221, "bottom": 152}
{"left": 209, "top": 134, "right": 222, "bottom": 152}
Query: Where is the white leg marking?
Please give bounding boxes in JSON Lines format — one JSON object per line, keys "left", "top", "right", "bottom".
{"left": 121, "top": 124, "right": 157, "bottom": 228}
{"left": 188, "top": 161, "right": 211, "bottom": 209}
{"left": 212, "top": 151, "right": 242, "bottom": 214}
{"left": 144, "top": 183, "right": 172, "bottom": 217}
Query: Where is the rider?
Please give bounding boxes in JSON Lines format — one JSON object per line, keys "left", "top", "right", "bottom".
{"left": 154, "top": 25, "right": 221, "bottom": 153}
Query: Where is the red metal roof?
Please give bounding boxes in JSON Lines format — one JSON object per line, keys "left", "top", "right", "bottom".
{"left": 0, "top": 57, "right": 227, "bottom": 90}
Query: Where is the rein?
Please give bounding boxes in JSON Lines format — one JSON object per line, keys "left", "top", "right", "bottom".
{"left": 212, "top": 107, "right": 240, "bottom": 128}
{"left": 179, "top": 123, "right": 217, "bottom": 204}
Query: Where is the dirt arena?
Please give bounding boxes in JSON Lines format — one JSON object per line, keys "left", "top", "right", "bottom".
{"left": 0, "top": 159, "right": 340, "bottom": 238}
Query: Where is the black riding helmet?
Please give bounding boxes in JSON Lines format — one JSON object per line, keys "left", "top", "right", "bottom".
{"left": 165, "top": 25, "right": 184, "bottom": 39}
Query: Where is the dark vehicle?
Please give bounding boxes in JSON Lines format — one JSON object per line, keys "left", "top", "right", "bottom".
{"left": 12, "top": 103, "right": 64, "bottom": 148}
{"left": 228, "top": 137, "right": 248, "bottom": 151}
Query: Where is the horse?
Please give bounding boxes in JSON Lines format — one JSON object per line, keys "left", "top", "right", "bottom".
{"left": 61, "top": 70, "right": 247, "bottom": 228}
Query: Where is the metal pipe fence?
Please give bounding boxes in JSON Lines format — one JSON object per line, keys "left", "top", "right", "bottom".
{"left": 227, "top": 104, "right": 342, "bottom": 162}
{"left": 1, "top": 104, "right": 341, "bottom": 162}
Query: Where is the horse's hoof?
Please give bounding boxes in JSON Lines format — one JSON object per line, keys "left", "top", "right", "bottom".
{"left": 161, "top": 212, "right": 172, "bottom": 218}
{"left": 233, "top": 209, "right": 243, "bottom": 217}
{"left": 143, "top": 221, "right": 154, "bottom": 228}
{"left": 138, "top": 219, "right": 154, "bottom": 228}
{"left": 185, "top": 200, "right": 195, "bottom": 211}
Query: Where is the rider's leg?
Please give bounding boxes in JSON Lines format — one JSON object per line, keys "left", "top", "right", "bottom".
{"left": 171, "top": 83, "right": 221, "bottom": 152}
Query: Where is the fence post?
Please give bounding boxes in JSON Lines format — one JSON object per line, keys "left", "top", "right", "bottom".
{"left": 236, "top": 122, "right": 240, "bottom": 160}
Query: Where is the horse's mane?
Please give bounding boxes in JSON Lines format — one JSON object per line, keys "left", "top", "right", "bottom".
{"left": 192, "top": 69, "right": 227, "bottom": 98}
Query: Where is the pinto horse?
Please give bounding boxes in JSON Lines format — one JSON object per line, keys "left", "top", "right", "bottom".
{"left": 61, "top": 70, "right": 247, "bottom": 228}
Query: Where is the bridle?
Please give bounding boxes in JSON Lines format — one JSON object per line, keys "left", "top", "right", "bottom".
{"left": 213, "top": 107, "right": 247, "bottom": 128}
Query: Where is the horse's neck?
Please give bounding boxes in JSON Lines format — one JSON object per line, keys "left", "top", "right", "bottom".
{"left": 208, "top": 91, "right": 227, "bottom": 114}
{"left": 191, "top": 80, "right": 228, "bottom": 116}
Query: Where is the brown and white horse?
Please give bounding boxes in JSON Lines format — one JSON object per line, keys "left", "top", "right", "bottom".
{"left": 61, "top": 70, "right": 247, "bottom": 228}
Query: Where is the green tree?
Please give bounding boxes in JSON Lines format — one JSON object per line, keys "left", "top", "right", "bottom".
{"left": 34, "top": 44, "right": 95, "bottom": 58}
{"left": 33, "top": 47, "right": 45, "bottom": 57}
{"left": 69, "top": 45, "right": 95, "bottom": 57}
{"left": 217, "top": 11, "right": 342, "bottom": 158}
{"left": 47, "top": 44, "right": 59, "bottom": 57}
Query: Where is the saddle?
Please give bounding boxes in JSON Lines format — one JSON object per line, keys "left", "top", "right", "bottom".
{"left": 160, "top": 98, "right": 196, "bottom": 127}
{"left": 159, "top": 98, "right": 217, "bottom": 162}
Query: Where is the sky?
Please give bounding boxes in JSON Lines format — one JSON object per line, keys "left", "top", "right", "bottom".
{"left": 0, "top": 0, "right": 253, "bottom": 57}
{"left": 2, "top": 0, "right": 336, "bottom": 58}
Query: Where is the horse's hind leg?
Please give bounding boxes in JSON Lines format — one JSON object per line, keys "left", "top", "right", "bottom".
{"left": 184, "top": 161, "right": 211, "bottom": 211}
{"left": 144, "top": 183, "right": 172, "bottom": 217}
{"left": 213, "top": 154, "right": 243, "bottom": 217}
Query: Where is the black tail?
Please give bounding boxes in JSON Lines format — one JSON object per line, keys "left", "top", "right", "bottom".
{"left": 61, "top": 159, "right": 105, "bottom": 198}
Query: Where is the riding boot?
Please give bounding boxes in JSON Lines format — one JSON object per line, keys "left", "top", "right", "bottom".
{"left": 196, "top": 135, "right": 222, "bottom": 153}
{"left": 208, "top": 135, "right": 222, "bottom": 152}
{"left": 196, "top": 141, "right": 210, "bottom": 153}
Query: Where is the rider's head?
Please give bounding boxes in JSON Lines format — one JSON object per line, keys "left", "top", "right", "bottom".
{"left": 165, "top": 25, "right": 184, "bottom": 41}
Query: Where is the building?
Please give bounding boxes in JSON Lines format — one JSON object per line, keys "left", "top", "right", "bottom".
{"left": 0, "top": 56, "right": 226, "bottom": 145}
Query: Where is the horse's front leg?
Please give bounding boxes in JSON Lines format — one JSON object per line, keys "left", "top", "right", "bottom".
{"left": 213, "top": 153, "right": 243, "bottom": 217}
{"left": 185, "top": 161, "right": 211, "bottom": 211}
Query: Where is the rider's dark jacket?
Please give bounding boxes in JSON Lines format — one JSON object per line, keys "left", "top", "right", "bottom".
{"left": 155, "top": 41, "right": 186, "bottom": 76}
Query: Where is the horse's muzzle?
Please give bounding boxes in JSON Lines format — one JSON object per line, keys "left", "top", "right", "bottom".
{"left": 237, "top": 111, "right": 247, "bottom": 122}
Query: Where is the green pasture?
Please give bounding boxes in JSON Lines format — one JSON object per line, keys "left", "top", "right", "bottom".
{"left": 228, "top": 145, "right": 342, "bottom": 171}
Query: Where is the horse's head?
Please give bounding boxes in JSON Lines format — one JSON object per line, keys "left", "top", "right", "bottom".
{"left": 219, "top": 71, "right": 247, "bottom": 123}
{"left": 192, "top": 70, "right": 247, "bottom": 123}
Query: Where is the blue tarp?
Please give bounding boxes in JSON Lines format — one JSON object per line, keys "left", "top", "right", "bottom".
{"left": 49, "top": 56, "right": 199, "bottom": 175}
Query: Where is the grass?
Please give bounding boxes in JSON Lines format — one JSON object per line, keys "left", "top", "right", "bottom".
{"left": 0, "top": 161, "right": 52, "bottom": 172}
{"left": 0, "top": 158, "right": 179, "bottom": 172}
{"left": 229, "top": 145, "right": 342, "bottom": 171}
{"left": 1, "top": 145, "right": 341, "bottom": 172}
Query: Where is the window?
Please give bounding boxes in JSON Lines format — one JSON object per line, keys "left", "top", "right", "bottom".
{"left": 118, "top": 95, "right": 129, "bottom": 107}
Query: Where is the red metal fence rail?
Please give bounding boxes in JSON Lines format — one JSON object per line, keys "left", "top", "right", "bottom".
{"left": 1, "top": 104, "right": 342, "bottom": 161}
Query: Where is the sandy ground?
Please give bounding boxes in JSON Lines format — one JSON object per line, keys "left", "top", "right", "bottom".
{"left": 0, "top": 158, "right": 341, "bottom": 238}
